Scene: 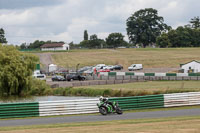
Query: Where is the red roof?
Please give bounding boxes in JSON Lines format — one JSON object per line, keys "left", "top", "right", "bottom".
{"left": 40, "top": 43, "right": 65, "bottom": 48}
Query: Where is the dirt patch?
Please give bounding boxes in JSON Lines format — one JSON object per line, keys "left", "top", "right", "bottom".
{"left": 35, "top": 53, "right": 57, "bottom": 72}
{"left": 35, "top": 53, "right": 54, "bottom": 67}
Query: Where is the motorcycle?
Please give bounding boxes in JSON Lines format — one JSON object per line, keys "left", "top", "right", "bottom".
{"left": 97, "top": 99, "right": 123, "bottom": 115}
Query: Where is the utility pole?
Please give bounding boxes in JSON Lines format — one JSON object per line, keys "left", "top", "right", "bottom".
{"left": 76, "top": 63, "right": 80, "bottom": 73}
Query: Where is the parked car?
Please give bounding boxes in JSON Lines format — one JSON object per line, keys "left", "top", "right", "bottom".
{"left": 98, "top": 69, "right": 111, "bottom": 72}
{"left": 128, "top": 64, "right": 143, "bottom": 71}
{"left": 83, "top": 68, "right": 94, "bottom": 75}
{"left": 95, "top": 64, "right": 106, "bottom": 70}
{"left": 78, "top": 66, "right": 91, "bottom": 73}
{"left": 113, "top": 65, "right": 123, "bottom": 70}
{"left": 66, "top": 74, "right": 86, "bottom": 81}
{"left": 52, "top": 75, "right": 66, "bottom": 81}
{"left": 103, "top": 65, "right": 114, "bottom": 70}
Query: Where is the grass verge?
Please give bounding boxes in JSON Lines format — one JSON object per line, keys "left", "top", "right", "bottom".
{"left": 52, "top": 86, "right": 200, "bottom": 97}
{"left": 1, "top": 115, "right": 200, "bottom": 132}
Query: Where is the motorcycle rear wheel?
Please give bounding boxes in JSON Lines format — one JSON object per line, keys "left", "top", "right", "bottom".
{"left": 99, "top": 107, "right": 107, "bottom": 115}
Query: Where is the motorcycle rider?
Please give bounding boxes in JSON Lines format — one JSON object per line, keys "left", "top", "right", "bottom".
{"left": 99, "top": 96, "right": 115, "bottom": 110}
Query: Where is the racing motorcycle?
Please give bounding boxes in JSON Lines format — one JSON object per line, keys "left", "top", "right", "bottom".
{"left": 97, "top": 97, "right": 123, "bottom": 115}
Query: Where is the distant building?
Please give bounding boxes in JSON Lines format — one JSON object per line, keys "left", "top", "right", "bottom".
{"left": 40, "top": 43, "right": 70, "bottom": 51}
{"left": 180, "top": 60, "right": 200, "bottom": 73}
{"left": 48, "top": 64, "right": 57, "bottom": 73}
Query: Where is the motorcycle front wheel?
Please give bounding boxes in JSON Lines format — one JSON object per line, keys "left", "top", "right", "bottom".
{"left": 116, "top": 107, "right": 123, "bottom": 115}
{"left": 99, "top": 107, "right": 107, "bottom": 115}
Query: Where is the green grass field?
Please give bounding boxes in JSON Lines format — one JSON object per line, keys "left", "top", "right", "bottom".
{"left": 50, "top": 48, "right": 200, "bottom": 69}
{"left": 75, "top": 81, "right": 200, "bottom": 91}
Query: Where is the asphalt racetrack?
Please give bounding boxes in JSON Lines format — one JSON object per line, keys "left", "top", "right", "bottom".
{"left": 1, "top": 108, "right": 200, "bottom": 127}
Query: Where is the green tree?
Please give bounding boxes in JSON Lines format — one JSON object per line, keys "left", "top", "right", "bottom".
{"left": 106, "top": 33, "right": 125, "bottom": 48}
{"left": 0, "top": 28, "right": 7, "bottom": 43}
{"left": 80, "top": 34, "right": 106, "bottom": 49}
{"left": 167, "top": 30, "right": 179, "bottom": 47}
{"left": 156, "top": 33, "right": 171, "bottom": 48}
{"left": 84, "top": 30, "right": 88, "bottom": 41}
{"left": 90, "top": 34, "right": 98, "bottom": 40}
{"left": 68, "top": 41, "right": 80, "bottom": 49}
{"left": 157, "top": 26, "right": 200, "bottom": 48}
{"left": 89, "top": 34, "right": 102, "bottom": 48}
{"left": 126, "top": 8, "right": 170, "bottom": 47}
{"left": 80, "top": 40, "right": 90, "bottom": 48}
{"left": 175, "top": 26, "right": 193, "bottom": 47}
{"left": 191, "top": 29, "right": 200, "bottom": 47}
{"left": 0, "top": 44, "right": 38, "bottom": 96}
{"left": 98, "top": 39, "right": 106, "bottom": 48}
{"left": 28, "top": 40, "right": 45, "bottom": 49}
{"left": 20, "top": 43, "right": 28, "bottom": 49}
{"left": 190, "top": 16, "right": 200, "bottom": 29}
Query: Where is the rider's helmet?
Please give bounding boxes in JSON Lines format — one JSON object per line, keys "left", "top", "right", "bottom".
{"left": 99, "top": 96, "right": 103, "bottom": 101}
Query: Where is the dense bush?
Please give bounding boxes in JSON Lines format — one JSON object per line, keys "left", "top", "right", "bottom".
{"left": 28, "top": 78, "right": 51, "bottom": 96}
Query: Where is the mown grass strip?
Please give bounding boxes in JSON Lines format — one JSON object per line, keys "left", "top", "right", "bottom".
{"left": 1, "top": 115, "right": 200, "bottom": 131}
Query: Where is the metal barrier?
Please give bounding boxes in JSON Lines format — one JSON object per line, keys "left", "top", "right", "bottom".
{"left": 39, "top": 98, "right": 99, "bottom": 116}
{"left": 109, "top": 94, "right": 164, "bottom": 110}
{"left": 0, "top": 102, "right": 39, "bottom": 118}
{"left": 87, "top": 75, "right": 200, "bottom": 81}
{"left": 104, "top": 72, "right": 200, "bottom": 77}
{"left": 164, "top": 92, "right": 200, "bottom": 107}
{"left": 1, "top": 92, "right": 200, "bottom": 118}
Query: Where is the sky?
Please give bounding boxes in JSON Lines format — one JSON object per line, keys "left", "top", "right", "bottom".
{"left": 0, "top": 0, "right": 199, "bottom": 45}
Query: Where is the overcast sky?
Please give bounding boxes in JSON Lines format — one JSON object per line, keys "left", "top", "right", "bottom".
{"left": 0, "top": 0, "right": 199, "bottom": 45}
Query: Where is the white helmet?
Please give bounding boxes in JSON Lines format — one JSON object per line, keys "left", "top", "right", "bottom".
{"left": 99, "top": 96, "right": 103, "bottom": 101}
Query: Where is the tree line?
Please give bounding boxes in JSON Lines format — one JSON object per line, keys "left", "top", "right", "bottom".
{"left": 156, "top": 25, "right": 200, "bottom": 48}
{"left": 79, "top": 31, "right": 128, "bottom": 49}
{"left": 79, "top": 9, "right": 200, "bottom": 48}
{"left": 20, "top": 40, "right": 65, "bottom": 50}
{"left": 1, "top": 8, "right": 200, "bottom": 49}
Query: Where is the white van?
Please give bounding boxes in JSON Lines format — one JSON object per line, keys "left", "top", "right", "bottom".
{"left": 33, "top": 70, "right": 46, "bottom": 81}
{"left": 128, "top": 64, "right": 143, "bottom": 71}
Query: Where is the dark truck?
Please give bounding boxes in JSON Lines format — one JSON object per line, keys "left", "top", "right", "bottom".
{"left": 65, "top": 73, "right": 86, "bottom": 81}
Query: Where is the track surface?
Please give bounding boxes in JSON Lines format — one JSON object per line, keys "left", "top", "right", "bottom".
{"left": 0, "top": 108, "right": 200, "bottom": 127}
